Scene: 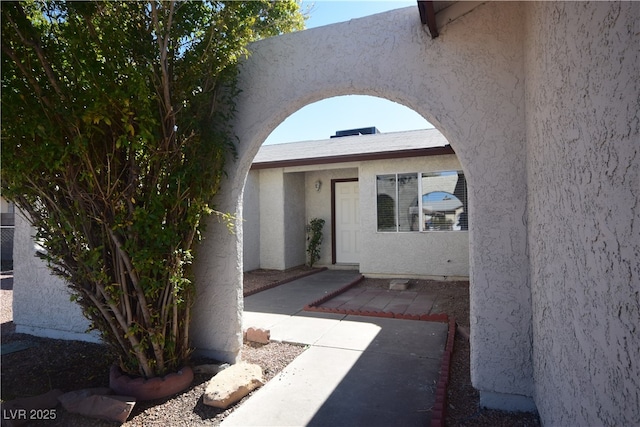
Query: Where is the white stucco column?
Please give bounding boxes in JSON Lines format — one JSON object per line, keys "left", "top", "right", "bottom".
{"left": 190, "top": 170, "right": 247, "bottom": 363}
{"left": 525, "top": 2, "right": 640, "bottom": 424}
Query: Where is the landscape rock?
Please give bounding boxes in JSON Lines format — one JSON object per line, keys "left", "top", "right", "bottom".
{"left": 58, "top": 388, "right": 135, "bottom": 423}
{"left": 245, "top": 327, "right": 270, "bottom": 344}
{"left": 389, "top": 279, "right": 409, "bottom": 291}
{"left": 203, "top": 362, "right": 264, "bottom": 409}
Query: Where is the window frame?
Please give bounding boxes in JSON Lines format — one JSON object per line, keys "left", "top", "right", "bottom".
{"left": 375, "top": 170, "right": 468, "bottom": 233}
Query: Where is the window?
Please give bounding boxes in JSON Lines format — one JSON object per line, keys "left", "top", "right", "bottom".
{"left": 376, "top": 174, "right": 418, "bottom": 232}
{"left": 376, "top": 171, "right": 468, "bottom": 232}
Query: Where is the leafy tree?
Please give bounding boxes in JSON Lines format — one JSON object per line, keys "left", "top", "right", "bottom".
{"left": 1, "top": 0, "right": 304, "bottom": 378}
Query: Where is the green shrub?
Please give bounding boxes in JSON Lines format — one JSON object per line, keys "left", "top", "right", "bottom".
{"left": 306, "top": 218, "right": 325, "bottom": 268}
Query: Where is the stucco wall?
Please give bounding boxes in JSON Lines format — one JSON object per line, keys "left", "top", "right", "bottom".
{"left": 243, "top": 166, "right": 359, "bottom": 270}
{"left": 283, "top": 172, "right": 306, "bottom": 269}
{"left": 304, "top": 167, "right": 360, "bottom": 266}
{"left": 12, "top": 212, "right": 100, "bottom": 342}
{"left": 525, "top": 2, "right": 640, "bottom": 425}
{"left": 359, "top": 155, "right": 469, "bottom": 278}
{"left": 249, "top": 154, "right": 470, "bottom": 278}
{"left": 249, "top": 169, "right": 309, "bottom": 270}
{"left": 258, "top": 169, "right": 286, "bottom": 270}
{"left": 242, "top": 171, "right": 261, "bottom": 272}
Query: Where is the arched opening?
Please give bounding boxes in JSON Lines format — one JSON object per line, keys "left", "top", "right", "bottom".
{"left": 190, "top": 6, "right": 532, "bottom": 413}
{"left": 239, "top": 92, "right": 469, "bottom": 425}
{"left": 241, "top": 94, "right": 469, "bottom": 277}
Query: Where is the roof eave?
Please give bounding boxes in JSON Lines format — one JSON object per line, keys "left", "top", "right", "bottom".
{"left": 250, "top": 145, "right": 455, "bottom": 170}
{"left": 418, "top": 1, "right": 439, "bottom": 39}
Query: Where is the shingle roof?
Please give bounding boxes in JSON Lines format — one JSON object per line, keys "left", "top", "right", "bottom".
{"left": 251, "top": 128, "right": 452, "bottom": 169}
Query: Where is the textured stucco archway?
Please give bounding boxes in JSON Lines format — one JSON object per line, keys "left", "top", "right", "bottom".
{"left": 11, "top": 2, "right": 637, "bottom": 423}
{"left": 190, "top": 3, "right": 534, "bottom": 409}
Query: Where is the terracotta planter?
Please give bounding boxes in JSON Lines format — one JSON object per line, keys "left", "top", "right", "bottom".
{"left": 109, "top": 365, "right": 194, "bottom": 401}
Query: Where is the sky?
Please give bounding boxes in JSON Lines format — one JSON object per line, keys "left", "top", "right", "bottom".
{"left": 262, "top": 1, "right": 433, "bottom": 145}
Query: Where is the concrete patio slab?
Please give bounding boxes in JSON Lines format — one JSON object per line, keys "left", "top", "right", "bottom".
{"left": 230, "top": 269, "right": 451, "bottom": 427}
{"left": 313, "top": 318, "right": 383, "bottom": 351}
{"left": 303, "top": 350, "right": 441, "bottom": 427}
{"left": 225, "top": 324, "right": 445, "bottom": 427}
{"left": 269, "top": 315, "right": 343, "bottom": 346}
{"left": 242, "top": 312, "right": 289, "bottom": 331}
{"left": 243, "top": 270, "right": 362, "bottom": 315}
{"left": 313, "top": 315, "right": 447, "bottom": 357}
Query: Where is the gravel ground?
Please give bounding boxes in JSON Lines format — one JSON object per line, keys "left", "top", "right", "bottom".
{"left": 1, "top": 272, "right": 15, "bottom": 336}
{"left": 1, "top": 267, "right": 541, "bottom": 426}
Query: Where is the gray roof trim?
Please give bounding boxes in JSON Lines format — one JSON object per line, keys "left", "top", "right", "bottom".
{"left": 250, "top": 145, "right": 455, "bottom": 170}
{"left": 251, "top": 128, "right": 453, "bottom": 170}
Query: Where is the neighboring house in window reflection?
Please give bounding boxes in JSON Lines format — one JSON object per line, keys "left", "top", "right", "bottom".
{"left": 243, "top": 127, "right": 469, "bottom": 279}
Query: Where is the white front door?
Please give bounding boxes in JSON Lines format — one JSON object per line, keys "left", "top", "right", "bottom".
{"left": 335, "top": 180, "right": 360, "bottom": 264}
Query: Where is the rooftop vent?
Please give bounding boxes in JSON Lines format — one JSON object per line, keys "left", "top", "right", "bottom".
{"left": 331, "top": 127, "right": 380, "bottom": 138}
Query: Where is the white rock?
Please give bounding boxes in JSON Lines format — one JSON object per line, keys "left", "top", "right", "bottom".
{"left": 203, "top": 363, "right": 264, "bottom": 409}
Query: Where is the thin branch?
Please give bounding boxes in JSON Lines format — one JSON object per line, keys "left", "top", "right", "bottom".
{"left": 172, "top": 294, "right": 179, "bottom": 351}
{"left": 151, "top": 0, "right": 177, "bottom": 152}
{"left": 83, "top": 289, "right": 129, "bottom": 357}
{"left": 107, "top": 228, "right": 141, "bottom": 290}
{"left": 10, "top": 4, "right": 66, "bottom": 102}
{"left": 159, "top": 282, "right": 172, "bottom": 339}
{"left": 182, "top": 302, "right": 191, "bottom": 358}
{"left": 88, "top": 288, "right": 153, "bottom": 378}
{"left": 113, "top": 249, "right": 133, "bottom": 325}
{"left": 107, "top": 227, "right": 165, "bottom": 371}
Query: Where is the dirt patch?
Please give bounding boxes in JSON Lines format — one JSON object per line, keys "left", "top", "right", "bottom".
{"left": 354, "top": 278, "right": 470, "bottom": 324}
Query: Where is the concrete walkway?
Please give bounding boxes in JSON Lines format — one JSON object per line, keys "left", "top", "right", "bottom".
{"left": 222, "top": 270, "right": 449, "bottom": 427}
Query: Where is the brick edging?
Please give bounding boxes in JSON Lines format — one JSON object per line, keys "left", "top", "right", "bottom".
{"left": 302, "top": 274, "right": 365, "bottom": 309}
{"left": 243, "top": 267, "right": 327, "bottom": 297}
{"left": 430, "top": 317, "right": 456, "bottom": 427}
